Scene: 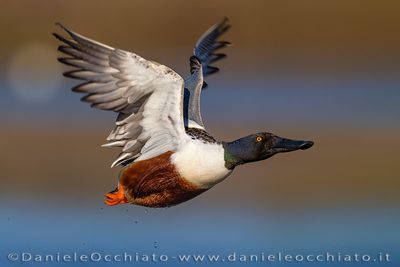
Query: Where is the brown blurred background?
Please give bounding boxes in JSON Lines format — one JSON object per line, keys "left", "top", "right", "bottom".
{"left": 0, "top": 1, "right": 399, "bottom": 264}
{"left": 1, "top": 0, "right": 399, "bottom": 209}
{"left": 1, "top": 0, "right": 400, "bottom": 77}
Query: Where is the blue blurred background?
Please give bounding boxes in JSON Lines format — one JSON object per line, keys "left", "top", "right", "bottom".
{"left": 0, "top": 0, "right": 399, "bottom": 266}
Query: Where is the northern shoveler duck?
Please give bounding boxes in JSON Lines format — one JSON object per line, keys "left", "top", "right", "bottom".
{"left": 54, "top": 18, "right": 313, "bottom": 208}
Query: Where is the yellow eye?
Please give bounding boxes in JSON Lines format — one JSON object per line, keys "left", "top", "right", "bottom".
{"left": 256, "top": 136, "right": 263, "bottom": 142}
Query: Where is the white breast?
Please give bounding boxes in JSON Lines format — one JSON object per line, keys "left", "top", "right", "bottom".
{"left": 171, "top": 139, "right": 232, "bottom": 189}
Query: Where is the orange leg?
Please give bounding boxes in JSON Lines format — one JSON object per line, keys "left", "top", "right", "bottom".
{"left": 104, "top": 183, "right": 128, "bottom": 206}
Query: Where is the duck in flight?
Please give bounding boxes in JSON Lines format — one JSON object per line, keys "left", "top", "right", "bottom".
{"left": 53, "top": 18, "right": 314, "bottom": 208}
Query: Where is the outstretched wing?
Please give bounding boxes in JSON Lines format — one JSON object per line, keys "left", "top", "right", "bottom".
{"left": 54, "top": 24, "right": 188, "bottom": 167}
{"left": 183, "top": 18, "right": 231, "bottom": 129}
{"left": 193, "top": 17, "right": 231, "bottom": 87}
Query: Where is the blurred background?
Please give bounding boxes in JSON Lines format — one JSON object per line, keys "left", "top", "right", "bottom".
{"left": 0, "top": 0, "right": 399, "bottom": 266}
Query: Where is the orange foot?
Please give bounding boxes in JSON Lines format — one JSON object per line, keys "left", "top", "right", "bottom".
{"left": 104, "top": 183, "right": 128, "bottom": 206}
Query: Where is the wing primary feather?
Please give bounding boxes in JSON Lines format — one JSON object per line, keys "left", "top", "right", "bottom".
{"left": 53, "top": 33, "right": 81, "bottom": 52}
{"left": 182, "top": 18, "right": 231, "bottom": 129}
{"left": 192, "top": 18, "right": 231, "bottom": 81}
{"left": 204, "top": 66, "right": 219, "bottom": 75}
{"left": 57, "top": 45, "right": 109, "bottom": 66}
{"left": 55, "top": 23, "right": 113, "bottom": 54}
